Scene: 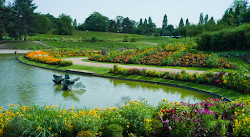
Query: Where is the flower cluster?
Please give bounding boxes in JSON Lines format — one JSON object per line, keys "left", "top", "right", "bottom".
{"left": 110, "top": 65, "right": 249, "bottom": 94}
{"left": 90, "top": 43, "right": 235, "bottom": 69}
{"left": 0, "top": 98, "right": 249, "bottom": 136}
{"left": 25, "top": 51, "right": 72, "bottom": 66}
{"left": 44, "top": 49, "right": 101, "bottom": 58}
{"left": 157, "top": 97, "right": 249, "bottom": 136}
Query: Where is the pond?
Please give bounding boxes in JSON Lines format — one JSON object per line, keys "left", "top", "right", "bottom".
{"left": 0, "top": 55, "right": 215, "bottom": 109}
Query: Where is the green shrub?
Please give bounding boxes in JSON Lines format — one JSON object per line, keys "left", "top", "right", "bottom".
{"left": 197, "top": 24, "right": 250, "bottom": 51}
{"left": 103, "top": 124, "right": 123, "bottom": 137}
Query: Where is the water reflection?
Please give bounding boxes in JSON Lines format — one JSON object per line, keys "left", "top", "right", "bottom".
{"left": 0, "top": 55, "right": 215, "bottom": 109}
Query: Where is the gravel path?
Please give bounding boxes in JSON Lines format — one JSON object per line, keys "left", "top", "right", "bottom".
{"left": 64, "top": 57, "right": 209, "bottom": 74}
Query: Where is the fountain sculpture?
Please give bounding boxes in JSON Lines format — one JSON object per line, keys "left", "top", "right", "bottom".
{"left": 53, "top": 73, "right": 82, "bottom": 90}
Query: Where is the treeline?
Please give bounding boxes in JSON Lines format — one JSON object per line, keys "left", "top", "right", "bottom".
{"left": 0, "top": 0, "right": 249, "bottom": 41}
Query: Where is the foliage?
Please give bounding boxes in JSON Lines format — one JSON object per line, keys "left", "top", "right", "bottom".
{"left": 24, "top": 51, "right": 72, "bottom": 66}
{"left": 217, "top": 52, "right": 250, "bottom": 64}
{"left": 84, "top": 12, "right": 109, "bottom": 32}
{"left": 90, "top": 43, "right": 235, "bottom": 69}
{"left": 0, "top": 97, "right": 249, "bottom": 136}
{"left": 110, "top": 66, "right": 249, "bottom": 94}
{"left": 55, "top": 14, "right": 74, "bottom": 35}
{"left": 197, "top": 23, "right": 250, "bottom": 51}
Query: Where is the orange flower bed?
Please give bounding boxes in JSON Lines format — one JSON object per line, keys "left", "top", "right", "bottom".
{"left": 25, "top": 51, "right": 72, "bottom": 66}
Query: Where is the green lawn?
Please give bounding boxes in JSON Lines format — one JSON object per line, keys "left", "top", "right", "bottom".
{"left": 6, "top": 41, "right": 51, "bottom": 50}
{"left": 42, "top": 41, "right": 156, "bottom": 50}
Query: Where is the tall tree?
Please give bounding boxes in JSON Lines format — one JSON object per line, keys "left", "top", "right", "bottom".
{"left": 122, "top": 17, "right": 134, "bottom": 33}
{"left": 198, "top": 13, "right": 204, "bottom": 25}
{"left": 162, "top": 14, "right": 168, "bottom": 29}
{"left": 115, "top": 16, "right": 124, "bottom": 32}
{"left": 221, "top": 8, "right": 237, "bottom": 27}
{"left": 13, "top": 0, "right": 37, "bottom": 40}
{"left": 37, "top": 14, "right": 51, "bottom": 34}
{"left": 73, "top": 18, "right": 77, "bottom": 29}
{"left": 148, "top": 16, "right": 156, "bottom": 35}
{"left": 204, "top": 14, "right": 209, "bottom": 24}
{"left": 139, "top": 18, "right": 143, "bottom": 25}
{"left": 108, "top": 19, "right": 116, "bottom": 32}
{"left": 84, "top": 12, "right": 109, "bottom": 32}
{"left": 55, "top": 14, "right": 73, "bottom": 35}
{"left": 185, "top": 18, "right": 190, "bottom": 26}
{"left": 179, "top": 18, "right": 184, "bottom": 28}
{"left": 205, "top": 17, "right": 217, "bottom": 31}
{"left": 0, "top": 0, "right": 5, "bottom": 40}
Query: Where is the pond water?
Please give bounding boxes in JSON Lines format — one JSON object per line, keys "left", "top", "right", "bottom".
{"left": 0, "top": 55, "right": 215, "bottom": 109}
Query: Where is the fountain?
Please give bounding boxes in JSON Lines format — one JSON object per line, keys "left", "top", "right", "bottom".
{"left": 53, "top": 73, "right": 84, "bottom": 91}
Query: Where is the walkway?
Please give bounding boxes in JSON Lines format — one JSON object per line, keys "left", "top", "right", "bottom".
{"left": 0, "top": 49, "right": 32, "bottom": 54}
{"left": 64, "top": 57, "right": 209, "bottom": 74}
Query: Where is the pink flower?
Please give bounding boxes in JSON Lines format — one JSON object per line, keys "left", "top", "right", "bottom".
{"left": 215, "top": 79, "right": 221, "bottom": 83}
{"left": 163, "top": 120, "right": 170, "bottom": 124}
{"left": 168, "top": 126, "right": 172, "bottom": 130}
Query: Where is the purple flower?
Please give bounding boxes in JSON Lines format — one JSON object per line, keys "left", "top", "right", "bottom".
{"left": 168, "top": 126, "right": 172, "bottom": 130}
{"left": 163, "top": 120, "right": 170, "bottom": 125}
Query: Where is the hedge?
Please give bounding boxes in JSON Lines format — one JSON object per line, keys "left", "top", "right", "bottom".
{"left": 196, "top": 23, "right": 250, "bottom": 51}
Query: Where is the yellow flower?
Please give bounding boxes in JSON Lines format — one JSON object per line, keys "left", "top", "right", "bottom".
{"left": 48, "top": 127, "right": 52, "bottom": 130}
{"left": 71, "top": 106, "right": 74, "bottom": 111}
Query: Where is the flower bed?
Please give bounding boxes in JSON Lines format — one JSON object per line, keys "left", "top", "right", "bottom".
{"left": 89, "top": 43, "right": 235, "bottom": 69}
{"left": 0, "top": 98, "right": 249, "bottom": 136}
{"left": 110, "top": 65, "right": 249, "bottom": 94}
{"left": 25, "top": 51, "right": 72, "bottom": 66}
{"left": 44, "top": 49, "right": 101, "bottom": 58}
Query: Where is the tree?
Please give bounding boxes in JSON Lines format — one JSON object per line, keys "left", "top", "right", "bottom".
{"left": 161, "top": 14, "right": 168, "bottom": 36}
{"left": 37, "top": 14, "right": 51, "bottom": 34}
{"left": 55, "top": 14, "right": 74, "bottom": 35}
{"left": 108, "top": 20, "right": 116, "bottom": 32}
{"left": 204, "top": 14, "right": 209, "bottom": 24}
{"left": 84, "top": 12, "right": 109, "bottom": 32}
{"left": 122, "top": 17, "right": 134, "bottom": 33}
{"left": 198, "top": 13, "right": 204, "bottom": 25}
{"left": 13, "top": 0, "right": 38, "bottom": 40}
{"left": 162, "top": 14, "right": 168, "bottom": 29}
{"left": 185, "top": 18, "right": 190, "bottom": 26}
{"left": 73, "top": 18, "right": 77, "bottom": 29}
{"left": 147, "top": 16, "right": 156, "bottom": 35}
{"left": 166, "top": 25, "right": 174, "bottom": 35}
{"left": 205, "top": 17, "right": 217, "bottom": 31}
{"left": 221, "top": 8, "right": 237, "bottom": 27}
{"left": 242, "top": 8, "right": 250, "bottom": 23}
{"left": 179, "top": 18, "right": 184, "bottom": 28}
{"left": 115, "top": 16, "right": 124, "bottom": 32}
{"left": 0, "top": 0, "right": 6, "bottom": 40}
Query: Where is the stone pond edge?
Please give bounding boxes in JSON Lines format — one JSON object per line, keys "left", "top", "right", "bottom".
{"left": 17, "top": 56, "right": 232, "bottom": 102}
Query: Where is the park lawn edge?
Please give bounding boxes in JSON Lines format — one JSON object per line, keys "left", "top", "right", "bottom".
{"left": 18, "top": 56, "right": 249, "bottom": 101}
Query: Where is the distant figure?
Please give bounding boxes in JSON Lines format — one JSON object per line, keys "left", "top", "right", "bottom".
{"left": 79, "top": 37, "right": 82, "bottom": 41}
{"left": 62, "top": 37, "right": 65, "bottom": 41}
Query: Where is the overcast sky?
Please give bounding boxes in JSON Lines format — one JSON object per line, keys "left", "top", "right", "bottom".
{"left": 5, "top": 0, "right": 235, "bottom": 28}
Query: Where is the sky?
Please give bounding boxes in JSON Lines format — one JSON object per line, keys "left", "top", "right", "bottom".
{"left": 5, "top": 0, "right": 235, "bottom": 28}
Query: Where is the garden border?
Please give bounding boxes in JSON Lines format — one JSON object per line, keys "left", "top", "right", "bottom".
{"left": 18, "top": 56, "right": 232, "bottom": 102}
